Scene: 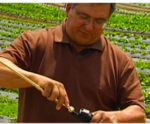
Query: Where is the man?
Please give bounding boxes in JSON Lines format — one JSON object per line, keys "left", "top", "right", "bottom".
{"left": 0, "top": 3, "right": 146, "bottom": 122}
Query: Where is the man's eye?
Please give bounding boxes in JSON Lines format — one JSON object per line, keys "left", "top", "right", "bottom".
{"left": 95, "top": 19, "right": 106, "bottom": 24}
{"left": 79, "top": 14, "right": 88, "bottom": 20}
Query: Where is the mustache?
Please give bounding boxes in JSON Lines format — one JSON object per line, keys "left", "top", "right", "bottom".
{"left": 79, "top": 30, "right": 93, "bottom": 35}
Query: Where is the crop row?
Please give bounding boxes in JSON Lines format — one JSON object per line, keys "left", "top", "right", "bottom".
{"left": 117, "top": 42, "right": 150, "bottom": 51}
{"left": 0, "top": 3, "right": 65, "bottom": 22}
{"left": 122, "top": 47, "right": 150, "bottom": 56}
{"left": 0, "top": 30, "right": 19, "bottom": 39}
{"left": 0, "top": 16, "right": 50, "bottom": 42}
{"left": 107, "top": 37, "right": 150, "bottom": 57}
{"left": 105, "top": 28, "right": 150, "bottom": 37}
{"left": 0, "top": 35, "right": 15, "bottom": 43}
{"left": 115, "top": 8, "right": 150, "bottom": 16}
{"left": 129, "top": 3, "right": 150, "bottom": 8}
{"left": 0, "top": 14, "right": 51, "bottom": 28}
{"left": 0, "top": 21, "right": 44, "bottom": 35}
{"left": 104, "top": 31, "right": 149, "bottom": 40}
{"left": 0, "top": 21, "right": 39, "bottom": 31}
{"left": 111, "top": 44, "right": 150, "bottom": 56}
{"left": 108, "top": 36, "right": 150, "bottom": 49}
{"left": 128, "top": 52, "right": 150, "bottom": 60}
{"left": 107, "top": 14, "right": 150, "bottom": 32}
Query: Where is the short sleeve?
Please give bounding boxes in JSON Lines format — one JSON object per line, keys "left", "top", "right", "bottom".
{"left": 0, "top": 30, "right": 35, "bottom": 70}
{"left": 118, "top": 55, "right": 145, "bottom": 111}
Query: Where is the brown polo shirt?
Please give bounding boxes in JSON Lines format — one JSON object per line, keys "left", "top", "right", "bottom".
{"left": 0, "top": 23, "right": 145, "bottom": 122}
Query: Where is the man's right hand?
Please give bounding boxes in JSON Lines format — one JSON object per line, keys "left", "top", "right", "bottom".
{"left": 30, "top": 73, "right": 70, "bottom": 110}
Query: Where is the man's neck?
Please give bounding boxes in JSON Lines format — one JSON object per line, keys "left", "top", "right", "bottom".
{"left": 70, "top": 41, "right": 86, "bottom": 52}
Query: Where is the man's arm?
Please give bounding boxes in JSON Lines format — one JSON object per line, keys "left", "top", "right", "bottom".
{"left": 0, "top": 57, "right": 32, "bottom": 88}
{"left": 91, "top": 105, "right": 146, "bottom": 123}
{"left": 0, "top": 57, "right": 70, "bottom": 110}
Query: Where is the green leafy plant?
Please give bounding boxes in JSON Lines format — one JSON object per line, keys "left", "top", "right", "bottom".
{"left": 0, "top": 95, "right": 18, "bottom": 118}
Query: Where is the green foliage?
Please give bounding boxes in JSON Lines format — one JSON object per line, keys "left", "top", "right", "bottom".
{"left": 115, "top": 7, "right": 150, "bottom": 16}
{"left": 0, "top": 88, "right": 18, "bottom": 94}
{"left": 0, "top": 95, "right": 18, "bottom": 118}
{"left": 143, "top": 91, "right": 150, "bottom": 105}
{"left": 146, "top": 107, "right": 150, "bottom": 118}
{"left": 131, "top": 3, "right": 150, "bottom": 7}
{"left": 138, "top": 72, "right": 150, "bottom": 89}
{"left": 1, "top": 44, "right": 9, "bottom": 49}
{"left": 0, "top": 3, "right": 65, "bottom": 22}
{"left": 138, "top": 72, "right": 150, "bottom": 118}
{"left": 108, "top": 13, "right": 150, "bottom": 32}
{"left": 136, "top": 61, "right": 150, "bottom": 70}
{"left": 106, "top": 34, "right": 149, "bottom": 55}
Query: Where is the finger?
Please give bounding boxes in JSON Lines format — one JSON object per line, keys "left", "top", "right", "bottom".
{"left": 59, "top": 84, "right": 70, "bottom": 107}
{"left": 48, "top": 85, "right": 59, "bottom": 101}
{"left": 91, "top": 113, "right": 99, "bottom": 123}
{"left": 42, "top": 84, "right": 53, "bottom": 97}
{"left": 56, "top": 85, "right": 69, "bottom": 110}
{"left": 56, "top": 97, "right": 63, "bottom": 110}
{"left": 91, "top": 111, "right": 103, "bottom": 123}
{"left": 64, "top": 94, "right": 70, "bottom": 108}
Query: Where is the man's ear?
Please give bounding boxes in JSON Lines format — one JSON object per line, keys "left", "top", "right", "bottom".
{"left": 66, "top": 3, "right": 72, "bottom": 17}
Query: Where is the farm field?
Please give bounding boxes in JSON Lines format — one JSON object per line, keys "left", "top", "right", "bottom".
{"left": 0, "top": 3, "right": 150, "bottom": 122}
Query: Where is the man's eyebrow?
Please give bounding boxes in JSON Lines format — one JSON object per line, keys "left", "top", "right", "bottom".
{"left": 96, "top": 17, "right": 107, "bottom": 21}
{"left": 76, "top": 10, "right": 107, "bottom": 21}
{"left": 76, "top": 10, "right": 90, "bottom": 17}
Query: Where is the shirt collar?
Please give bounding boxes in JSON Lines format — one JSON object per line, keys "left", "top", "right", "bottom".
{"left": 53, "top": 22, "right": 105, "bottom": 52}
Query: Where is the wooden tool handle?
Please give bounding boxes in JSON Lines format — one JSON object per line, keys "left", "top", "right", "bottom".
{"left": 0, "top": 60, "right": 43, "bottom": 92}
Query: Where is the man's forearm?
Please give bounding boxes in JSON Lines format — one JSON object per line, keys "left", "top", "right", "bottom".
{"left": 0, "top": 57, "right": 33, "bottom": 88}
{"left": 117, "top": 105, "right": 146, "bottom": 123}
{"left": 91, "top": 105, "right": 146, "bottom": 123}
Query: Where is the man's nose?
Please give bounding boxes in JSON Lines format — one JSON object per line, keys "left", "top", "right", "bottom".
{"left": 85, "top": 19, "right": 95, "bottom": 31}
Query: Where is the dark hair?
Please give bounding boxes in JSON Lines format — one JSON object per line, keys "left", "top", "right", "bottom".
{"left": 71, "top": 3, "right": 116, "bottom": 15}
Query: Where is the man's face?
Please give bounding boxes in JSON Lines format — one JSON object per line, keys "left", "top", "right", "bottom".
{"left": 65, "top": 3, "right": 111, "bottom": 46}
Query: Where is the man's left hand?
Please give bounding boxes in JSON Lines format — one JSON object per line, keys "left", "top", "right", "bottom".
{"left": 91, "top": 110, "right": 118, "bottom": 123}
